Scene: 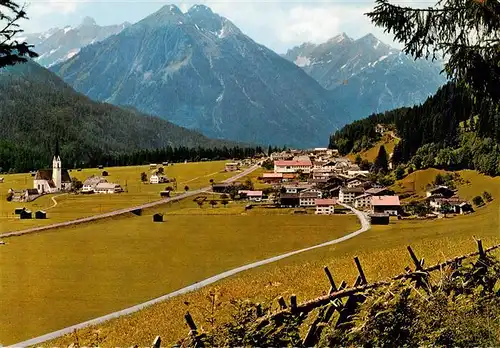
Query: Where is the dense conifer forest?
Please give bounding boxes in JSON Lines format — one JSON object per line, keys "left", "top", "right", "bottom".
{"left": 0, "top": 61, "right": 261, "bottom": 173}
{"left": 329, "top": 83, "right": 500, "bottom": 176}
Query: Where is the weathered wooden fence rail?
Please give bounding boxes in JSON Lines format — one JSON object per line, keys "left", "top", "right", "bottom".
{"left": 149, "top": 239, "right": 500, "bottom": 348}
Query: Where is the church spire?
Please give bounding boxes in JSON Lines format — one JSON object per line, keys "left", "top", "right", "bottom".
{"left": 54, "top": 137, "right": 60, "bottom": 158}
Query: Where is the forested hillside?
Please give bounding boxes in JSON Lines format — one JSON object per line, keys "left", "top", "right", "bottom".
{"left": 0, "top": 61, "right": 245, "bottom": 173}
{"left": 329, "top": 83, "right": 500, "bottom": 175}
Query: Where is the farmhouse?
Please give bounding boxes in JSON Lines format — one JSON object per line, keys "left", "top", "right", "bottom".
{"left": 365, "top": 187, "right": 393, "bottom": 196}
{"left": 225, "top": 163, "right": 239, "bottom": 172}
{"left": 338, "top": 187, "right": 365, "bottom": 204}
{"left": 262, "top": 173, "right": 283, "bottom": 184}
{"left": 150, "top": 174, "right": 168, "bottom": 184}
{"left": 238, "top": 190, "right": 263, "bottom": 202}
{"left": 284, "top": 183, "right": 313, "bottom": 194}
{"left": 271, "top": 151, "right": 294, "bottom": 161}
{"left": 375, "top": 124, "right": 386, "bottom": 134}
{"left": 369, "top": 213, "right": 390, "bottom": 225}
{"left": 33, "top": 147, "right": 72, "bottom": 194}
{"left": 430, "top": 197, "right": 473, "bottom": 215}
{"left": 274, "top": 159, "right": 312, "bottom": 174}
{"left": 354, "top": 193, "right": 372, "bottom": 209}
{"left": 426, "top": 186, "right": 455, "bottom": 198}
{"left": 95, "top": 182, "right": 124, "bottom": 194}
{"left": 315, "top": 199, "right": 336, "bottom": 215}
{"left": 212, "top": 183, "right": 235, "bottom": 193}
{"left": 299, "top": 191, "right": 321, "bottom": 207}
{"left": 280, "top": 193, "right": 300, "bottom": 207}
{"left": 347, "top": 177, "right": 369, "bottom": 188}
{"left": 371, "top": 196, "right": 400, "bottom": 216}
{"left": 82, "top": 175, "right": 107, "bottom": 193}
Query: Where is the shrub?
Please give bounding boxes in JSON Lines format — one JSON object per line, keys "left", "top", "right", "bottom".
{"left": 472, "top": 196, "right": 485, "bottom": 207}
{"left": 483, "top": 191, "right": 493, "bottom": 202}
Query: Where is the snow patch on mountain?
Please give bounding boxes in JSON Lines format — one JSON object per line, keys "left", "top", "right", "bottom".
{"left": 295, "top": 55, "right": 311, "bottom": 67}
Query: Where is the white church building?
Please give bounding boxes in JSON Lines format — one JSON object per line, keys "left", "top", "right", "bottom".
{"left": 34, "top": 145, "right": 72, "bottom": 194}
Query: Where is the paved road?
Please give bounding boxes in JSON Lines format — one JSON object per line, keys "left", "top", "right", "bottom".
{"left": 0, "top": 165, "right": 260, "bottom": 239}
{"left": 10, "top": 204, "right": 370, "bottom": 348}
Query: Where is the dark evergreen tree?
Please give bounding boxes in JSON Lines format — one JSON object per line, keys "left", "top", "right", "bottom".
{"left": 374, "top": 145, "right": 389, "bottom": 173}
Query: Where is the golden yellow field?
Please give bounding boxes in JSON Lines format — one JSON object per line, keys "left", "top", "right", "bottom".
{"left": 44, "top": 170, "right": 499, "bottom": 347}
{"left": 0, "top": 198, "right": 359, "bottom": 345}
{"left": 0, "top": 161, "right": 234, "bottom": 233}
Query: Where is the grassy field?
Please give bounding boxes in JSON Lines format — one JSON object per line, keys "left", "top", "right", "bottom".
{"left": 0, "top": 199, "right": 359, "bottom": 345}
{"left": 0, "top": 161, "right": 235, "bottom": 233}
{"left": 44, "top": 170, "right": 500, "bottom": 347}
{"left": 347, "top": 134, "right": 398, "bottom": 162}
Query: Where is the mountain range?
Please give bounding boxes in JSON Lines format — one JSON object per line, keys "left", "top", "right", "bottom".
{"left": 18, "top": 17, "right": 130, "bottom": 68}
{"left": 50, "top": 5, "right": 346, "bottom": 148}
{"left": 283, "top": 33, "right": 447, "bottom": 119}
{"left": 0, "top": 60, "right": 240, "bottom": 171}
{"left": 15, "top": 4, "right": 448, "bottom": 148}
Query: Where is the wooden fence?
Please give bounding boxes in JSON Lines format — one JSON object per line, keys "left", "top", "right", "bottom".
{"left": 149, "top": 239, "right": 500, "bottom": 348}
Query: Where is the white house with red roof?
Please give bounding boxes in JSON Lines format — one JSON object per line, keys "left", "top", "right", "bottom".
{"left": 315, "top": 198, "right": 336, "bottom": 215}
{"left": 238, "top": 190, "right": 263, "bottom": 202}
{"left": 371, "top": 195, "right": 401, "bottom": 216}
{"left": 262, "top": 172, "right": 283, "bottom": 184}
{"left": 274, "top": 159, "right": 312, "bottom": 174}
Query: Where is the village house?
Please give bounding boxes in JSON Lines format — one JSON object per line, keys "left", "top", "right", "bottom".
{"left": 94, "top": 182, "right": 124, "bottom": 194}
{"left": 284, "top": 183, "right": 313, "bottom": 194}
{"left": 212, "top": 183, "right": 235, "bottom": 193}
{"left": 347, "top": 170, "right": 370, "bottom": 178}
{"left": 82, "top": 175, "right": 107, "bottom": 193}
{"left": 282, "top": 173, "right": 296, "bottom": 182}
{"left": 347, "top": 177, "right": 369, "bottom": 189}
{"left": 339, "top": 187, "right": 365, "bottom": 204}
{"left": 365, "top": 187, "right": 393, "bottom": 196}
{"left": 315, "top": 199, "right": 336, "bottom": 215}
{"left": 299, "top": 191, "right": 322, "bottom": 207}
{"left": 225, "top": 163, "right": 240, "bottom": 172}
{"left": 262, "top": 173, "right": 283, "bottom": 184}
{"left": 271, "top": 152, "right": 294, "bottom": 161}
{"left": 313, "top": 160, "right": 328, "bottom": 169}
{"left": 430, "top": 197, "right": 473, "bottom": 215}
{"left": 371, "top": 196, "right": 401, "bottom": 216}
{"left": 238, "top": 190, "right": 263, "bottom": 202}
{"left": 280, "top": 193, "right": 300, "bottom": 207}
{"left": 274, "top": 159, "right": 313, "bottom": 174}
{"left": 34, "top": 146, "right": 72, "bottom": 194}
{"left": 426, "top": 186, "right": 455, "bottom": 198}
{"left": 149, "top": 174, "right": 168, "bottom": 184}
{"left": 354, "top": 193, "right": 372, "bottom": 210}
{"left": 375, "top": 124, "right": 386, "bottom": 134}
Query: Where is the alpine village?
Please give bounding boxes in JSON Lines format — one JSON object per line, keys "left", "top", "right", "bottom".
{"left": 0, "top": 0, "right": 499, "bottom": 347}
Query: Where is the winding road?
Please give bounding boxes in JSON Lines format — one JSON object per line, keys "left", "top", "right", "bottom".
{"left": 0, "top": 165, "right": 259, "bottom": 239}
{"left": 10, "top": 203, "right": 370, "bottom": 348}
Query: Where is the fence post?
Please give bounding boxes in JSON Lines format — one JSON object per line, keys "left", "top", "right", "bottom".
{"left": 407, "top": 245, "right": 423, "bottom": 271}
{"left": 278, "top": 296, "right": 287, "bottom": 310}
{"left": 185, "top": 311, "right": 198, "bottom": 335}
{"left": 256, "top": 303, "right": 263, "bottom": 317}
{"left": 290, "top": 295, "right": 297, "bottom": 314}
{"left": 476, "top": 239, "right": 486, "bottom": 259}
{"left": 324, "top": 266, "right": 337, "bottom": 293}
{"left": 151, "top": 336, "right": 161, "bottom": 348}
{"left": 354, "top": 257, "right": 367, "bottom": 285}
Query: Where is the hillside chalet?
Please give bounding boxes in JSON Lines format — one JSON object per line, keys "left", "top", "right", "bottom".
{"left": 371, "top": 196, "right": 400, "bottom": 216}
{"left": 274, "top": 160, "right": 312, "bottom": 174}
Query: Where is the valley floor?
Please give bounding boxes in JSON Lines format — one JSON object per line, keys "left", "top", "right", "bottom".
{"left": 38, "top": 170, "right": 500, "bottom": 347}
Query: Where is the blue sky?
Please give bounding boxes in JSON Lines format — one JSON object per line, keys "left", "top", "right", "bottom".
{"left": 19, "top": 0, "right": 432, "bottom": 53}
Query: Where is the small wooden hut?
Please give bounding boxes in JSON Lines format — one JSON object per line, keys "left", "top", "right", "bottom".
{"left": 131, "top": 208, "right": 142, "bottom": 216}
{"left": 35, "top": 210, "right": 47, "bottom": 219}
{"left": 160, "top": 191, "right": 170, "bottom": 198}
{"left": 15, "top": 207, "right": 25, "bottom": 215}
{"left": 20, "top": 210, "right": 32, "bottom": 219}
{"left": 153, "top": 213, "right": 164, "bottom": 222}
{"left": 369, "top": 213, "right": 390, "bottom": 225}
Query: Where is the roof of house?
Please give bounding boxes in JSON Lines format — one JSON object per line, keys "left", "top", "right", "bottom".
{"left": 280, "top": 193, "right": 300, "bottom": 199}
{"left": 83, "top": 175, "right": 107, "bottom": 186}
{"left": 434, "top": 197, "right": 467, "bottom": 205}
{"left": 340, "top": 187, "right": 365, "bottom": 194}
{"left": 355, "top": 193, "right": 372, "bottom": 200}
{"left": 347, "top": 176, "right": 368, "bottom": 183}
{"left": 35, "top": 169, "right": 71, "bottom": 183}
{"left": 96, "top": 182, "right": 121, "bottom": 190}
{"left": 366, "top": 187, "right": 389, "bottom": 195}
{"left": 213, "top": 183, "right": 234, "bottom": 188}
{"left": 300, "top": 192, "right": 320, "bottom": 199}
{"left": 316, "top": 198, "right": 336, "bottom": 206}
{"left": 225, "top": 163, "right": 239, "bottom": 166}
{"left": 282, "top": 173, "right": 296, "bottom": 179}
{"left": 263, "top": 173, "right": 283, "bottom": 178}
{"left": 275, "top": 160, "right": 312, "bottom": 166}
{"left": 238, "top": 190, "right": 263, "bottom": 196}
{"left": 26, "top": 189, "right": 39, "bottom": 195}
{"left": 427, "top": 185, "right": 454, "bottom": 193}
{"left": 284, "top": 184, "right": 313, "bottom": 190}
{"left": 371, "top": 195, "right": 401, "bottom": 206}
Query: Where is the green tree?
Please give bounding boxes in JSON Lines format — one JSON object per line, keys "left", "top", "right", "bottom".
{"left": 221, "top": 199, "right": 229, "bottom": 208}
{"left": 374, "top": 145, "right": 389, "bottom": 173}
{"left": 209, "top": 199, "right": 218, "bottom": 208}
{"left": 472, "top": 195, "right": 484, "bottom": 207}
{"left": 0, "top": 1, "right": 38, "bottom": 68}
{"left": 367, "top": 0, "right": 500, "bottom": 104}
{"left": 440, "top": 201, "right": 452, "bottom": 217}
{"left": 244, "top": 178, "right": 254, "bottom": 190}
{"left": 355, "top": 154, "right": 362, "bottom": 165}
{"left": 482, "top": 191, "right": 493, "bottom": 202}
{"left": 140, "top": 172, "right": 147, "bottom": 182}
{"left": 434, "top": 173, "right": 445, "bottom": 186}
{"left": 196, "top": 200, "right": 204, "bottom": 208}
{"left": 184, "top": 185, "right": 189, "bottom": 192}
{"left": 71, "top": 177, "right": 83, "bottom": 191}
{"left": 394, "top": 165, "right": 405, "bottom": 180}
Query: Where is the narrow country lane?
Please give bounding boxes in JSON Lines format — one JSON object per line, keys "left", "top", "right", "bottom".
{"left": 10, "top": 203, "right": 371, "bottom": 348}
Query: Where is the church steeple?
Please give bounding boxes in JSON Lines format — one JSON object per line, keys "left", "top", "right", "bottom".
{"left": 52, "top": 138, "right": 62, "bottom": 190}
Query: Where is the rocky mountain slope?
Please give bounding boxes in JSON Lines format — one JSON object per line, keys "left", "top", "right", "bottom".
{"left": 51, "top": 5, "right": 347, "bottom": 148}
{"left": 0, "top": 61, "right": 240, "bottom": 171}
{"left": 19, "top": 17, "right": 130, "bottom": 67}
{"left": 284, "top": 33, "right": 447, "bottom": 119}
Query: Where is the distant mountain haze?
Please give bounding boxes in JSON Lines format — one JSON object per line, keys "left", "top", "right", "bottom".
{"left": 283, "top": 33, "right": 447, "bottom": 119}
{"left": 18, "top": 17, "right": 130, "bottom": 68}
{"left": 50, "top": 4, "right": 347, "bottom": 148}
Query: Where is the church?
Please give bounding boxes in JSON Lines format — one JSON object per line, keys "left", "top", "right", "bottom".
{"left": 33, "top": 142, "right": 72, "bottom": 194}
